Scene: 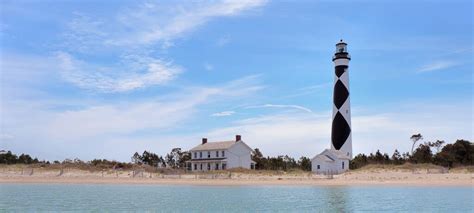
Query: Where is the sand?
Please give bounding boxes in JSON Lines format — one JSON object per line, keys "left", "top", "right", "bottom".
{"left": 0, "top": 167, "right": 472, "bottom": 186}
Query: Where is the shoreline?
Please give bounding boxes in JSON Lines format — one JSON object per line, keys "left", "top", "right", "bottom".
{"left": 1, "top": 176, "right": 472, "bottom": 187}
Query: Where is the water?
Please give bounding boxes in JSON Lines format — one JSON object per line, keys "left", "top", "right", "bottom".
{"left": 0, "top": 184, "right": 472, "bottom": 212}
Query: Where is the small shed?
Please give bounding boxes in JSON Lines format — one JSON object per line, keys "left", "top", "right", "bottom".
{"left": 311, "top": 149, "right": 350, "bottom": 174}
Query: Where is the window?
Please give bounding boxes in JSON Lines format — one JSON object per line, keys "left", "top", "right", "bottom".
{"left": 222, "top": 163, "right": 226, "bottom": 170}
{"left": 215, "top": 163, "right": 219, "bottom": 170}
{"left": 207, "top": 151, "right": 211, "bottom": 158}
{"left": 194, "top": 152, "right": 197, "bottom": 159}
{"left": 342, "top": 162, "right": 345, "bottom": 169}
{"left": 199, "top": 152, "right": 202, "bottom": 158}
{"left": 200, "top": 164, "right": 203, "bottom": 170}
{"left": 216, "top": 151, "right": 219, "bottom": 157}
{"left": 207, "top": 163, "right": 211, "bottom": 170}
{"left": 194, "top": 164, "right": 197, "bottom": 170}
{"left": 335, "top": 43, "right": 347, "bottom": 53}
{"left": 317, "top": 165, "right": 320, "bottom": 170}
{"left": 222, "top": 151, "right": 225, "bottom": 157}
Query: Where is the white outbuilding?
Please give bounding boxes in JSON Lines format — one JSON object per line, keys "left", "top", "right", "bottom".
{"left": 187, "top": 135, "right": 255, "bottom": 171}
{"left": 311, "top": 149, "right": 350, "bottom": 175}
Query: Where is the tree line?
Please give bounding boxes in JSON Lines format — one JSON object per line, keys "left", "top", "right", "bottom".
{"left": 1, "top": 135, "right": 472, "bottom": 171}
{"left": 0, "top": 151, "right": 40, "bottom": 164}
{"left": 251, "top": 148, "right": 312, "bottom": 171}
{"left": 350, "top": 137, "right": 473, "bottom": 169}
{"left": 130, "top": 148, "right": 190, "bottom": 169}
{"left": 0, "top": 148, "right": 191, "bottom": 170}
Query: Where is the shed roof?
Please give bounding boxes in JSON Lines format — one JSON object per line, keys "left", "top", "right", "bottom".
{"left": 311, "top": 149, "right": 351, "bottom": 161}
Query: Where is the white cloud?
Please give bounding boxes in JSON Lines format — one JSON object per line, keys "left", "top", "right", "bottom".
{"left": 56, "top": 52, "right": 182, "bottom": 92}
{"left": 55, "top": 0, "right": 268, "bottom": 93}
{"left": 246, "top": 104, "right": 313, "bottom": 113}
{"left": 62, "top": 13, "right": 109, "bottom": 53}
{"left": 100, "top": 0, "right": 267, "bottom": 47}
{"left": 211, "top": 111, "right": 235, "bottom": 117}
{"left": 417, "top": 60, "right": 460, "bottom": 73}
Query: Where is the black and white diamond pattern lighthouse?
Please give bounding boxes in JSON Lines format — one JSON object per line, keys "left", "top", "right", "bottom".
{"left": 331, "top": 40, "right": 352, "bottom": 158}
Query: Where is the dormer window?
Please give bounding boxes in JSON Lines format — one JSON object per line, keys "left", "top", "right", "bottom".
{"left": 216, "top": 151, "right": 219, "bottom": 157}
{"left": 208, "top": 151, "right": 211, "bottom": 158}
{"left": 194, "top": 152, "right": 197, "bottom": 159}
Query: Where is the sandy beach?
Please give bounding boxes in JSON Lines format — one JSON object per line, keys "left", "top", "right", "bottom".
{"left": 1, "top": 166, "right": 472, "bottom": 186}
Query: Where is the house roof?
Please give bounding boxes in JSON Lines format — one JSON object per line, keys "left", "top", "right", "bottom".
{"left": 189, "top": 141, "right": 237, "bottom": 151}
{"left": 311, "top": 149, "right": 351, "bottom": 161}
{"left": 313, "top": 154, "right": 335, "bottom": 162}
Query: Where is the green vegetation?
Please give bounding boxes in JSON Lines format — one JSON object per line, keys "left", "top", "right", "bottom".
{"left": 1, "top": 135, "right": 472, "bottom": 173}
{"left": 0, "top": 151, "right": 41, "bottom": 164}
{"left": 251, "top": 148, "right": 312, "bottom": 171}
{"left": 131, "top": 148, "right": 190, "bottom": 169}
{"left": 350, "top": 138, "right": 473, "bottom": 170}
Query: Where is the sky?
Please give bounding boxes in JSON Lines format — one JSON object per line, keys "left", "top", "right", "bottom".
{"left": 0, "top": 0, "right": 472, "bottom": 162}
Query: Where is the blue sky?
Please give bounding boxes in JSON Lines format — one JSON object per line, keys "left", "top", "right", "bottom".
{"left": 1, "top": 0, "right": 472, "bottom": 161}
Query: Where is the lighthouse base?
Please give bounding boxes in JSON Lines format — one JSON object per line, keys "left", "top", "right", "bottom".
{"left": 311, "top": 149, "right": 350, "bottom": 174}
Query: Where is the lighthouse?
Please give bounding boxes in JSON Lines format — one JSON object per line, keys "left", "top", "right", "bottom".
{"left": 311, "top": 40, "right": 352, "bottom": 174}
{"left": 331, "top": 40, "right": 352, "bottom": 159}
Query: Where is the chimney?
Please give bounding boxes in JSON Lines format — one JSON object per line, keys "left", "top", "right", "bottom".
{"left": 202, "top": 138, "right": 208, "bottom": 144}
{"left": 235, "top": 135, "right": 241, "bottom": 142}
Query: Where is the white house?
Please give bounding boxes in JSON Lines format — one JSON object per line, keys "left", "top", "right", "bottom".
{"left": 311, "top": 149, "right": 350, "bottom": 175}
{"left": 187, "top": 135, "right": 255, "bottom": 171}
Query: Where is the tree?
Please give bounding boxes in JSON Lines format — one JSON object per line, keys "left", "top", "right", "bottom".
{"left": 251, "top": 148, "right": 266, "bottom": 170}
{"left": 350, "top": 154, "right": 368, "bottom": 169}
{"left": 165, "top": 153, "right": 175, "bottom": 168}
{"left": 131, "top": 152, "right": 141, "bottom": 164}
{"left": 0, "top": 151, "right": 18, "bottom": 164}
{"left": 141, "top": 151, "right": 161, "bottom": 167}
{"left": 383, "top": 153, "right": 391, "bottom": 164}
{"left": 176, "top": 149, "right": 190, "bottom": 169}
{"left": 18, "top": 154, "right": 33, "bottom": 164}
{"left": 298, "top": 157, "right": 311, "bottom": 171}
{"left": 164, "top": 148, "right": 187, "bottom": 169}
{"left": 411, "top": 143, "right": 432, "bottom": 163}
{"left": 428, "top": 140, "right": 445, "bottom": 153}
{"left": 402, "top": 152, "right": 410, "bottom": 161}
{"left": 434, "top": 140, "right": 473, "bottom": 167}
{"left": 410, "top": 133, "right": 423, "bottom": 155}
{"left": 374, "top": 150, "right": 384, "bottom": 163}
{"left": 159, "top": 156, "right": 166, "bottom": 168}
{"left": 282, "top": 155, "right": 296, "bottom": 170}
{"left": 391, "top": 149, "right": 403, "bottom": 165}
